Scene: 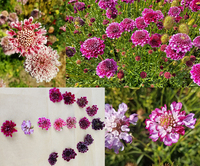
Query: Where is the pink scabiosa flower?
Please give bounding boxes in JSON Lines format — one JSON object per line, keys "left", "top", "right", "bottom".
{"left": 24, "top": 46, "right": 61, "bottom": 83}
{"left": 74, "top": 2, "right": 86, "bottom": 13}
{"left": 6, "top": 17, "right": 47, "bottom": 57}
{"left": 181, "top": 0, "right": 193, "bottom": 7}
{"left": 96, "top": 58, "right": 118, "bottom": 78}
{"left": 120, "top": 18, "right": 135, "bottom": 32}
{"left": 105, "top": 103, "right": 138, "bottom": 154}
{"left": 86, "top": 105, "right": 98, "bottom": 117}
{"left": 169, "top": 33, "right": 192, "bottom": 53}
{"left": 190, "top": 63, "right": 200, "bottom": 86}
{"left": 145, "top": 102, "right": 196, "bottom": 146}
{"left": 143, "top": 11, "right": 159, "bottom": 25}
{"left": 49, "top": 88, "right": 63, "bottom": 103}
{"left": 62, "top": 91, "right": 76, "bottom": 105}
{"left": 131, "top": 30, "right": 150, "bottom": 47}
{"left": 164, "top": 72, "right": 171, "bottom": 79}
{"left": 59, "top": 26, "right": 66, "bottom": 32}
{"left": 1, "top": 120, "right": 17, "bottom": 137}
{"left": 38, "top": 117, "right": 51, "bottom": 130}
{"left": 77, "top": 97, "right": 88, "bottom": 108}
{"left": 54, "top": 118, "right": 67, "bottom": 131}
{"left": 0, "top": 36, "right": 15, "bottom": 55}
{"left": 142, "top": 8, "right": 154, "bottom": 16}
{"left": 168, "top": 7, "right": 181, "bottom": 17}
{"left": 98, "top": 0, "right": 118, "bottom": 10}
{"left": 80, "top": 37, "right": 105, "bottom": 59}
{"left": 155, "top": 10, "right": 164, "bottom": 20}
{"left": 106, "top": 8, "right": 118, "bottom": 19}
{"left": 148, "top": 33, "right": 162, "bottom": 48}
{"left": 135, "top": 17, "right": 148, "bottom": 29}
{"left": 66, "top": 117, "right": 77, "bottom": 129}
{"left": 65, "top": 15, "right": 74, "bottom": 23}
{"left": 165, "top": 45, "right": 186, "bottom": 60}
{"left": 21, "top": 120, "right": 34, "bottom": 135}
{"left": 193, "top": 36, "right": 200, "bottom": 48}
{"left": 189, "top": 0, "right": 200, "bottom": 12}
{"left": 79, "top": 117, "right": 91, "bottom": 129}
{"left": 106, "top": 22, "right": 122, "bottom": 39}
{"left": 121, "top": 0, "right": 134, "bottom": 3}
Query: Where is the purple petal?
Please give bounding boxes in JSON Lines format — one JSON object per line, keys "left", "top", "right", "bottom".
{"left": 129, "top": 113, "right": 138, "bottom": 125}
{"left": 183, "top": 113, "right": 196, "bottom": 129}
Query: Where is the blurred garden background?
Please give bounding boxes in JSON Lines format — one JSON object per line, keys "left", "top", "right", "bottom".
{"left": 105, "top": 87, "right": 200, "bottom": 166}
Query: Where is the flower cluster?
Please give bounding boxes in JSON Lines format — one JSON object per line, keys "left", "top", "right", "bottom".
{"left": 54, "top": 118, "right": 67, "bottom": 131}
{"left": 1, "top": 120, "right": 17, "bottom": 137}
{"left": 79, "top": 117, "right": 91, "bottom": 129}
{"left": 77, "top": 97, "right": 88, "bottom": 108}
{"left": 86, "top": 105, "right": 98, "bottom": 116}
{"left": 38, "top": 117, "right": 51, "bottom": 130}
{"left": 21, "top": 120, "right": 34, "bottom": 135}
{"left": 62, "top": 148, "right": 77, "bottom": 162}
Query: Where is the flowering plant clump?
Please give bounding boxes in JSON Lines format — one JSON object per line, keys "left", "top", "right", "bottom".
{"left": 145, "top": 102, "right": 196, "bottom": 146}
{"left": 21, "top": 120, "right": 34, "bottom": 135}
{"left": 79, "top": 117, "right": 91, "bottom": 129}
{"left": 49, "top": 87, "right": 63, "bottom": 103}
{"left": 1, "top": 120, "right": 17, "bottom": 137}
{"left": 62, "top": 148, "right": 77, "bottom": 162}
{"left": 48, "top": 152, "right": 58, "bottom": 166}
{"left": 54, "top": 118, "right": 67, "bottom": 131}
{"left": 66, "top": 117, "right": 77, "bottom": 129}
{"left": 105, "top": 103, "right": 138, "bottom": 153}
{"left": 86, "top": 105, "right": 98, "bottom": 116}
{"left": 38, "top": 117, "right": 51, "bottom": 130}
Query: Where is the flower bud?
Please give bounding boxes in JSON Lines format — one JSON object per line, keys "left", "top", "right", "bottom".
{"left": 188, "top": 19, "right": 195, "bottom": 26}
{"left": 163, "top": 16, "right": 174, "bottom": 29}
{"left": 161, "top": 34, "right": 169, "bottom": 43}
{"left": 178, "top": 23, "right": 189, "bottom": 34}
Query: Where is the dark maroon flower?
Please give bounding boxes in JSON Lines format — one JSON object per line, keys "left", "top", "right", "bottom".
{"left": 156, "top": 21, "right": 163, "bottom": 30}
{"left": 84, "top": 134, "right": 94, "bottom": 145}
{"left": 90, "top": 18, "right": 95, "bottom": 22}
{"left": 62, "top": 91, "right": 76, "bottom": 105}
{"left": 88, "top": 33, "right": 92, "bottom": 37}
{"left": 140, "top": 71, "right": 147, "bottom": 78}
{"left": 160, "top": 65, "right": 163, "bottom": 70}
{"left": 148, "top": 33, "right": 162, "bottom": 48}
{"left": 186, "top": 60, "right": 193, "bottom": 67}
{"left": 62, "top": 148, "right": 77, "bottom": 162}
{"left": 66, "top": 46, "right": 76, "bottom": 57}
{"left": 1, "top": 120, "right": 17, "bottom": 137}
{"left": 184, "top": 13, "right": 189, "bottom": 20}
{"left": 77, "top": 97, "right": 88, "bottom": 108}
{"left": 92, "top": 118, "right": 105, "bottom": 130}
{"left": 77, "top": 142, "right": 88, "bottom": 153}
{"left": 49, "top": 88, "right": 63, "bottom": 103}
{"left": 190, "top": 55, "right": 196, "bottom": 62}
{"left": 117, "top": 70, "right": 124, "bottom": 79}
{"left": 48, "top": 152, "right": 58, "bottom": 166}
{"left": 79, "top": 41, "right": 84, "bottom": 45}
{"left": 106, "top": 8, "right": 118, "bottom": 19}
{"left": 86, "top": 105, "right": 98, "bottom": 116}
{"left": 79, "top": 117, "right": 91, "bottom": 129}
{"left": 102, "top": 34, "right": 107, "bottom": 39}
{"left": 84, "top": 68, "right": 88, "bottom": 73}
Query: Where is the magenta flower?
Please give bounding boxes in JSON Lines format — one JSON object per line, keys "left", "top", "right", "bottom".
{"left": 21, "top": 120, "right": 34, "bottom": 135}
{"left": 142, "top": 8, "right": 154, "bottom": 16}
{"left": 38, "top": 117, "right": 51, "bottom": 130}
{"left": 181, "top": 0, "right": 193, "bottom": 7}
{"left": 77, "top": 97, "right": 88, "bottom": 108}
{"left": 143, "top": 11, "right": 159, "bottom": 25}
{"left": 62, "top": 91, "right": 76, "bottom": 105}
{"left": 6, "top": 17, "right": 47, "bottom": 57}
{"left": 168, "top": 7, "right": 181, "bottom": 17}
{"left": 49, "top": 88, "right": 63, "bottom": 103}
{"left": 96, "top": 58, "right": 118, "bottom": 78}
{"left": 66, "top": 117, "right": 77, "bottom": 129}
{"left": 148, "top": 33, "right": 161, "bottom": 48}
{"left": 86, "top": 105, "right": 98, "bottom": 116}
{"left": 135, "top": 17, "right": 148, "bottom": 29}
{"left": 190, "top": 63, "right": 200, "bottom": 86}
{"left": 193, "top": 36, "right": 200, "bottom": 48}
{"left": 121, "top": 0, "right": 134, "bottom": 3}
{"left": 120, "top": 18, "right": 135, "bottom": 32}
{"left": 169, "top": 33, "right": 192, "bottom": 53}
{"left": 80, "top": 37, "right": 105, "bottom": 59}
{"left": 131, "top": 30, "right": 150, "bottom": 47}
{"left": 74, "top": 2, "right": 86, "bottom": 13}
{"left": 65, "top": 16, "right": 74, "bottom": 23}
{"left": 54, "top": 118, "right": 67, "bottom": 131}
{"left": 1, "top": 120, "right": 17, "bottom": 137}
{"left": 189, "top": 0, "right": 200, "bottom": 12}
{"left": 98, "top": 0, "right": 118, "bottom": 10}
{"left": 165, "top": 45, "right": 186, "bottom": 60}
{"left": 145, "top": 102, "right": 196, "bottom": 146}
{"left": 106, "top": 8, "right": 118, "bottom": 19}
{"left": 79, "top": 117, "right": 91, "bottom": 129}
{"left": 24, "top": 46, "right": 61, "bottom": 83}
{"left": 106, "top": 22, "right": 122, "bottom": 39}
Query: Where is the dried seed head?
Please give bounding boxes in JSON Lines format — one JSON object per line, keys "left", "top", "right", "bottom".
{"left": 178, "top": 23, "right": 189, "bottom": 34}
{"left": 161, "top": 34, "right": 169, "bottom": 43}
{"left": 163, "top": 16, "right": 174, "bottom": 30}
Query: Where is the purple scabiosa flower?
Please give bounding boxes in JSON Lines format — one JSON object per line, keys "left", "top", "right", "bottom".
{"left": 1, "top": 120, "right": 17, "bottom": 137}
{"left": 77, "top": 142, "right": 89, "bottom": 153}
{"left": 98, "top": 0, "right": 118, "bottom": 10}
{"left": 156, "top": 21, "right": 163, "bottom": 30}
{"left": 65, "top": 16, "right": 74, "bottom": 23}
{"left": 73, "top": 17, "right": 85, "bottom": 26}
{"left": 189, "top": 0, "right": 200, "bottom": 12}
{"left": 80, "top": 37, "right": 105, "bottom": 59}
{"left": 164, "top": 45, "right": 186, "bottom": 60}
{"left": 131, "top": 30, "right": 150, "bottom": 47}
{"left": 96, "top": 58, "right": 118, "bottom": 78}
{"left": 62, "top": 91, "right": 76, "bottom": 105}
{"left": 38, "top": 117, "right": 51, "bottom": 130}
{"left": 190, "top": 63, "right": 200, "bottom": 85}
{"left": 121, "top": 0, "right": 134, "bottom": 3}
{"left": 168, "top": 33, "right": 192, "bottom": 53}
{"left": 120, "top": 18, "right": 135, "bottom": 32}
{"left": 66, "top": 46, "right": 76, "bottom": 57}
{"left": 148, "top": 33, "right": 162, "bottom": 48}
{"left": 181, "top": 0, "right": 193, "bottom": 7}
{"left": 84, "top": 134, "right": 94, "bottom": 145}
{"left": 135, "top": 17, "right": 148, "bottom": 29}
{"left": 106, "top": 8, "right": 118, "bottom": 19}
{"left": 105, "top": 103, "right": 138, "bottom": 154}
{"left": 92, "top": 118, "right": 105, "bottom": 130}
{"left": 62, "top": 148, "right": 77, "bottom": 162}
{"left": 54, "top": 118, "right": 67, "bottom": 131}
{"left": 49, "top": 88, "right": 63, "bottom": 103}
{"left": 66, "top": 117, "right": 77, "bottom": 129}
{"left": 168, "top": 7, "right": 181, "bottom": 17}
{"left": 106, "top": 22, "right": 122, "bottom": 39}
{"left": 48, "top": 152, "right": 58, "bottom": 166}
{"left": 77, "top": 97, "right": 88, "bottom": 108}
{"left": 21, "top": 120, "right": 34, "bottom": 135}
{"left": 193, "top": 36, "right": 200, "bottom": 48}
{"left": 0, "top": 36, "right": 15, "bottom": 56}
{"left": 145, "top": 102, "right": 196, "bottom": 146}
{"left": 86, "top": 105, "right": 98, "bottom": 116}
{"left": 79, "top": 117, "right": 91, "bottom": 129}
{"left": 74, "top": 2, "right": 86, "bottom": 13}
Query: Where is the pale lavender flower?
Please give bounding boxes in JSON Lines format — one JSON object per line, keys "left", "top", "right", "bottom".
{"left": 21, "top": 120, "right": 34, "bottom": 135}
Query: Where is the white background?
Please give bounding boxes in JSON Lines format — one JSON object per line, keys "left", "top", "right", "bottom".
{"left": 0, "top": 88, "right": 105, "bottom": 166}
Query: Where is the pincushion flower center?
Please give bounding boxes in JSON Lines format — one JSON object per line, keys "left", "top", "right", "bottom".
{"left": 102, "top": 61, "right": 113, "bottom": 71}
{"left": 111, "top": 26, "right": 119, "bottom": 33}
{"left": 135, "top": 31, "right": 146, "bottom": 39}
{"left": 5, "top": 125, "right": 11, "bottom": 131}
{"left": 160, "top": 114, "right": 176, "bottom": 129}
{"left": 113, "top": 119, "right": 127, "bottom": 133}
{"left": 65, "top": 151, "right": 71, "bottom": 156}
{"left": 124, "top": 19, "right": 132, "bottom": 24}
{"left": 17, "top": 28, "right": 35, "bottom": 49}
{"left": 180, "top": 35, "right": 185, "bottom": 40}
{"left": 85, "top": 39, "right": 100, "bottom": 50}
